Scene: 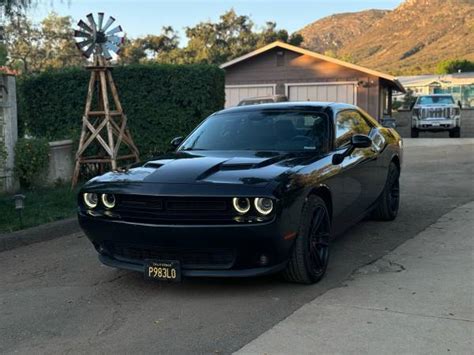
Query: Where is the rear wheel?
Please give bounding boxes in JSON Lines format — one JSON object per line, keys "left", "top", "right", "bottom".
{"left": 449, "top": 127, "right": 460, "bottom": 138}
{"left": 282, "top": 195, "right": 331, "bottom": 284}
{"left": 372, "top": 162, "right": 400, "bottom": 221}
{"left": 411, "top": 127, "right": 419, "bottom": 138}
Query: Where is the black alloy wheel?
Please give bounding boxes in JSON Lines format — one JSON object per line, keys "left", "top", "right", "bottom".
{"left": 308, "top": 204, "right": 331, "bottom": 278}
{"left": 372, "top": 162, "right": 400, "bottom": 221}
{"left": 283, "top": 195, "right": 331, "bottom": 284}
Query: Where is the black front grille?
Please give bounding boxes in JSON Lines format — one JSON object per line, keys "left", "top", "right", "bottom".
{"left": 113, "top": 195, "right": 235, "bottom": 225}
{"left": 109, "top": 244, "right": 235, "bottom": 269}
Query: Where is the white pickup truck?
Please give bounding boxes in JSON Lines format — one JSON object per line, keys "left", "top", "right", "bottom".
{"left": 411, "top": 94, "right": 461, "bottom": 138}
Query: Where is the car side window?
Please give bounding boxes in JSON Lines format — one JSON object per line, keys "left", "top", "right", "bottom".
{"left": 335, "top": 110, "right": 372, "bottom": 148}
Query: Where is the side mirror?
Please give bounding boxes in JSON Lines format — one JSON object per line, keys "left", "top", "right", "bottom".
{"left": 458, "top": 100, "right": 462, "bottom": 109}
{"left": 351, "top": 134, "right": 372, "bottom": 148}
{"left": 170, "top": 136, "right": 183, "bottom": 149}
{"left": 332, "top": 134, "right": 372, "bottom": 165}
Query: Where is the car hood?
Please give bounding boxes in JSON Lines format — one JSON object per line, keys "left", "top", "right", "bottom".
{"left": 88, "top": 150, "right": 319, "bottom": 187}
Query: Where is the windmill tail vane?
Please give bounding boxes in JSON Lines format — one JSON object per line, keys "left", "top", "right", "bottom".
{"left": 74, "top": 12, "right": 125, "bottom": 60}
{"left": 72, "top": 13, "right": 139, "bottom": 187}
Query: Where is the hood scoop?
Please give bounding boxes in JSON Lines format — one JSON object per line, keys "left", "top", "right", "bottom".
{"left": 143, "top": 162, "right": 164, "bottom": 169}
{"left": 219, "top": 163, "right": 255, "bottom": 171}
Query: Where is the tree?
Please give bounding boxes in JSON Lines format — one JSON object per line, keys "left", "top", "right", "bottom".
{"left": 4, "top": 12, "right": 41, "bottom": 73}
{"left": 256, "top": 21, "right": 303, "bottom": 48}
{"left": 39, "top": 12, "right": 84, "bottom": 69}
{"left": 403, "top": 89, "right": 416, "bottom": 108}
{"left": 0, "top": 44, "right": 7, "bottom": 65}
{"left": 0, "top": 0, "right": 32, "bottom": 17}
{"left": 436, "top": 59, "right": 474, "bottom": 74}
{"left": 177, "top": 9, "right": 304, "bottom": 65}
{"left": 120, "top": 26, "right": 179, "bottom": 64}
{"left": 5, "top": 12, "right": 84, "bottom": 74}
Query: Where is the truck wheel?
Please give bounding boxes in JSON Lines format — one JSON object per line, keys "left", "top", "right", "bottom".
{"left": 372, "top": 162, "right": 400, "bottom": 221}
{"left": 449, "top": 127, "right": 460, "bottom": 138}
{"left": 410, "top": 128, "right": 419, "bottom": 138}
{"left": 282, "top": 195, "right": 331, "bottom": 284}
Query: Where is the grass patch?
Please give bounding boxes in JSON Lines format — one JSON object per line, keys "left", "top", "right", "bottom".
{"left": 0, "top": 185, "right": 79, "bottom": 234}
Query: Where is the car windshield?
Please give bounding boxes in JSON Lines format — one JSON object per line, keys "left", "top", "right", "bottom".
{"left": 417, "top": 96, "right": 454, "bottom": 105}
{"left": 179, "top": 109, "right": 329, "bottom": 152}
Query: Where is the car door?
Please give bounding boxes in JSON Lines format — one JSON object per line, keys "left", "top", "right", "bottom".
{"left": 333, "top": 109, "right": 379, "bottom": 222}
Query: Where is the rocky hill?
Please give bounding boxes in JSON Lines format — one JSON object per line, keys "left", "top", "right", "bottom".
{"left": 298, "top": 9, "right": 389, "bottom": 55}
{"left": 298, "top": 0, "right": 474, "bottom": 75}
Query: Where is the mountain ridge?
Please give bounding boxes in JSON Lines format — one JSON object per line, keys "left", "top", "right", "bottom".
{"left": 298, "top": 0, "right": 474, "bottom": 75}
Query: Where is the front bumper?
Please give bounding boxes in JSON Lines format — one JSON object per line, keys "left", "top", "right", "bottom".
{"left": 78, "top": 212, "right": 295, "bottom": 278}
{"left": 413, "top": 118, "right": 459, "bottom": 131}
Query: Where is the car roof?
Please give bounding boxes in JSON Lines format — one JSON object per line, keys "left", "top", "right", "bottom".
{"left": 216, "top": 101, "right": 358, "bottom": 114}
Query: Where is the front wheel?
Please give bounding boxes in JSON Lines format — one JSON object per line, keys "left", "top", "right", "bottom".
{"left": 449, "top": 127, "right": 461, "bottom": 138}
{"left": 372, "top": 162, "right": 400, "bottom": 221}
{"left": 282, "top": 195, "right": 331, "bottom": 284}
{"left": 411, "top": 127, "right": 419, "bottom": 138}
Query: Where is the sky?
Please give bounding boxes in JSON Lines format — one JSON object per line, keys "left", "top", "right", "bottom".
{"left": 29, "top": 0, "right": 404, "bottom": 42}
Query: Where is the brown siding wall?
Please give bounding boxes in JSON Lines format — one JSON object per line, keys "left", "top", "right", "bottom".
{"left": 224, "top": 48, "right": 385, "bottom": 119}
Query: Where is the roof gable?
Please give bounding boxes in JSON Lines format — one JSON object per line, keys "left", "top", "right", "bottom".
{"left": 220, "top": 41, "right": 405, "bottom": 92}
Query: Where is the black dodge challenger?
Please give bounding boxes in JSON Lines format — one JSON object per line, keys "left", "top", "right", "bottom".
{"left": 78, "top": 102, "right": 402, "bottom": 284}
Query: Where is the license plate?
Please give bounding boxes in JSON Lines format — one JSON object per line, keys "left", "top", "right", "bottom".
{"left": 431, "top": 122, "right": 440, "bottom": 127}
{"left": 145, "top": 260, "right": 181, "bottom": 282}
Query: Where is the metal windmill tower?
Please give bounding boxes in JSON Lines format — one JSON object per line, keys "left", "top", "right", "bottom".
{"left": 72, "top": 13, "right": 139, "bottom": 187}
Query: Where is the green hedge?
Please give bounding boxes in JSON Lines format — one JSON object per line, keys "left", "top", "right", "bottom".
{"left": 18, "top": 64, "right": 225, "bottom": 156}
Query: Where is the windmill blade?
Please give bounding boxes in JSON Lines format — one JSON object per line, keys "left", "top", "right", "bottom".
{"left": 82, "top": 44, "right": 96, "bottom": 58}
{"left": 74, "top": 13, "right": 124, "bottom": 60}
{"left": 86, "top": 13, "right": 97, "bottom": 33}
{"left": 100, "top": 44, "right": 112, "bottom": 60}
{"left": 102, "top": 16, "right": 115, "bottom": 32}
{"left": 105, "top": 42, "right": 120, "bottom": 54}
{"left": 77, "top": 20, "right": 93, "bottom": 34}
{"left": 107, "top": 35, "right": 123, "bottom": 46}
{"left": 106, "top": 25, "right": 122, "bottom": 36}
{"left": 76, "top": 38, "right": 93, "bottom": 49}
{"left": 74, "top": 30, "right": 92, "bottom": 39}
{"left": 97, "top": 12, "right": 104, "bottom": 31}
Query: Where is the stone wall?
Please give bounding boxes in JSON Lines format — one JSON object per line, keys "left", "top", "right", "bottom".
{"left": 0, "top": 74, "right": 18, "bottom": 192}
{"left": 47, "top": 140, "right": 74, "bottom": 185}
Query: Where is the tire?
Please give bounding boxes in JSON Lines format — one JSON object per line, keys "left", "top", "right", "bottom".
{"left": 410, "top": 128, "right": 419, "bottom": 138}
{"left": 449, "top": 127, "right": 460, "bottom": 138}
{"left": 372, "top": 162, "right": 400, "bottom": 221}
{"left": 282, "top": 195, "right": 331, "bottom": 284}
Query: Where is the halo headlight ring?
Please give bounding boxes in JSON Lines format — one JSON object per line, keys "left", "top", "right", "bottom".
{"left": 232, "top": 197, "right": 251, "bottom": 214}
{"left": 101, "top": 194, "right": 116, "bottom": 209}
{"left": 83, "top": 193, "right": 98, "bottom": 209}
{"left": 254, "top": 197, "right": 274, "bottom": 215}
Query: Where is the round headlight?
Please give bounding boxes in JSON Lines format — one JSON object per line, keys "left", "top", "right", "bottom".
{"left": 101, "top": 194, "right": 116, "bottom": 209}
{"left": 83, "top": 193, "right": 98, "bottom": 209}
{"left": 232, "top": 197, "right": 251, "bottom": 214}
{"left": 254, "top": 197, "right": 274, "bottom": 215}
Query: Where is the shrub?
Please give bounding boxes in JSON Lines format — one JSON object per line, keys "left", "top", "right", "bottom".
{"left": 17, "top": 64, "right": 225, "bottom": 157}
{"left": 436, "top": 59, "right": 474, "bottom": 74}
{"left": 392, "top": 99, "right": 402, "bottom": 111}
{"left": 14, "top": 138, "right": 50, "bottom": 189}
